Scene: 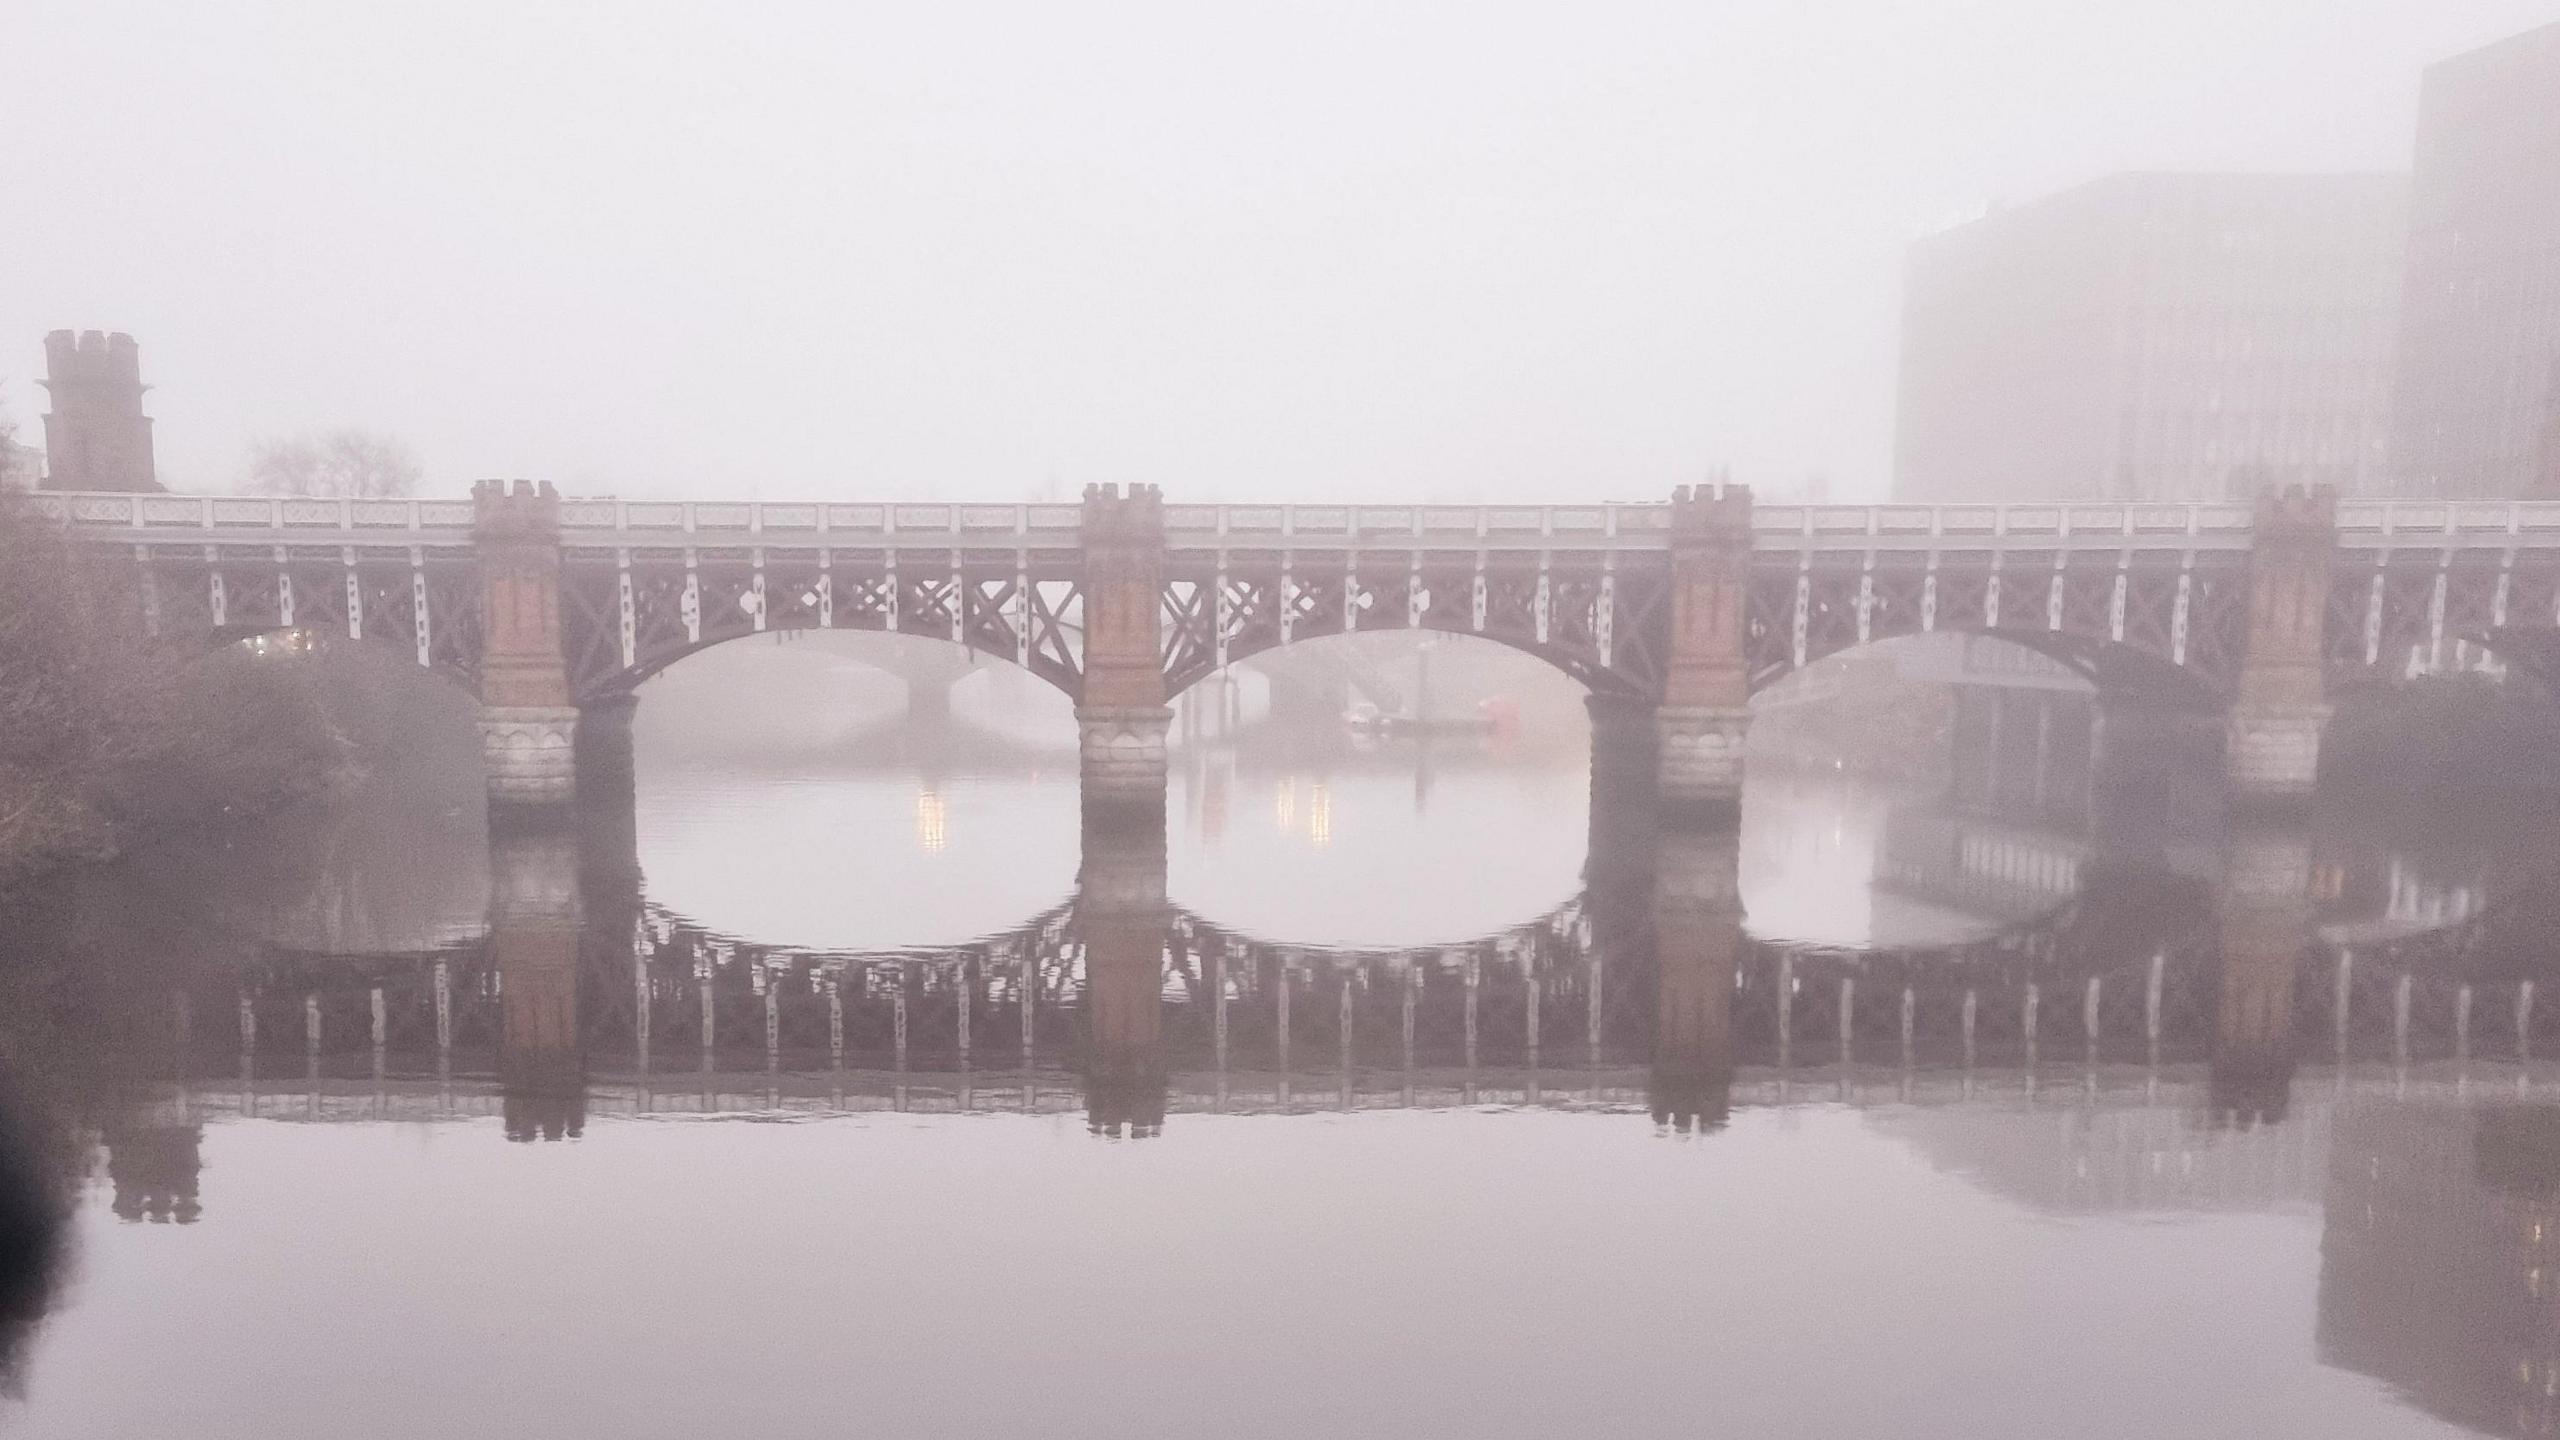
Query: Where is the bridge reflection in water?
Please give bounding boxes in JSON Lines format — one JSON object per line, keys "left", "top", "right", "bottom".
{"left": 122, "top": 751, "right": 2540, "bottom": 1153}
{"left": 57, "top": 689, "right": 2560, "bottom": 1440}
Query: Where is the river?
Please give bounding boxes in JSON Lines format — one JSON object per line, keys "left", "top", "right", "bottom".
{"left": 1, "top": 640, "right": 2556, "bottom": 1439}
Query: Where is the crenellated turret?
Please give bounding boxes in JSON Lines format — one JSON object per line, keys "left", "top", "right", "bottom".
{"left": 38, "top": 329, "right": 159, "bottom": 492}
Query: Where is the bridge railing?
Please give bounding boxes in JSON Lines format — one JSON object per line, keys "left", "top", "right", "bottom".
{"left": 26, "top": 491, "right": 478, "bottom": 544}
{"left": 38, "top": 491, "right": 2560, "bottom": 554}
{"left": 1751, "top": 502, "right": 2258, "bottom": 547}
{"left": 2334, "top": 499, "right": 2560, "bottom": 547}
{"left": 552, "top": 499, "right": 1084, "bottom": 544}
{"left": 1157, "top": 503, "right": 1674, "bottom": 549}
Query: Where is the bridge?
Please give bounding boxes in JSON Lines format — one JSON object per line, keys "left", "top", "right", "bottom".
{"left": 30, "top": 483, "right": 2560, "bottom": 821}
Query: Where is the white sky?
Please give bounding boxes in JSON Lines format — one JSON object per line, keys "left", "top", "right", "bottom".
{"left": 5, "top": 1, "right": 2554, "bottom": 502}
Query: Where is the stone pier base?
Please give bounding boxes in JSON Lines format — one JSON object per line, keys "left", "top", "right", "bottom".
{"left": 2223, "top": 704, "right": 2327, "bottom": 807}
{"left": 1656, "top": 706, "right": 1752, "bottom": 819}
{"left": 1078, "top": 704, "right": 1172, "bottom": 825}
{"left": 1586, "top": 693, "right": 1660, "bottom": 796}
{"left": 480, "top": 705, "right": 581, "bottom": 812}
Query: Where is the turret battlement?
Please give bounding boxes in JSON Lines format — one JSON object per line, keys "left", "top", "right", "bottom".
{"left": 1670, "top": 478, "right": 1754, "bottom": 541}
{"left": 472, "top": 479, "right": 563, "bottom": 540}
{"left": 1082, "top": 481, "right": 1164, "bottom": 539}
{"left": 39, "top": 328, "right": 158, "bottom": 491}
{"left": 2252, "top": 482, "right": 2338, "bottom": 539}
{"left": 41, "top": 329, "right": 146, "bottom": 393}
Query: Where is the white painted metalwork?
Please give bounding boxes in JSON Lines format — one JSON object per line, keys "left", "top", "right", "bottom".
{"left": 2362, "top": 560, "right": 2386, "bottom": 667}
{"left": 1214, "top": 556, "right": 1232, "bottom": 670}
{"left": 410, "top": 560, "right": 431, "bottom": 667}
{"left": 615, "top": 558, "right": 638, "bottom": 667}
{"left": 1014, "top": 561, "right": 1032, "bottom": 666}
{"left": 2170, "top": 563, "right": 2193, "bottom": 666}
{"left": 1790, "top": 566, "right": 1810, "bottom": 669}
{"left": 1595, "top": 563, "right": 1615, "bottom": 666}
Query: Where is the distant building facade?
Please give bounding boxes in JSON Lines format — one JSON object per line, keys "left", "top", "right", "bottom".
{"left": 39, "top": 329, "right": 160, "bottom": 492}
{"left": 1894, "top": 173, "right": 2406, "bottom": 504}
{"left": 2390, "top": 21, "right": 2560, "bottom": 499}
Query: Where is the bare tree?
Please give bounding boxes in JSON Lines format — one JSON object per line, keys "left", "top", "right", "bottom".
{"left": 246, "top": 429, "right": 424, "bottom": 499}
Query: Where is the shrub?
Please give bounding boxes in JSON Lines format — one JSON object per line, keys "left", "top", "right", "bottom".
{"left": 0, "top": 497, "right": 341, "bottom": 880}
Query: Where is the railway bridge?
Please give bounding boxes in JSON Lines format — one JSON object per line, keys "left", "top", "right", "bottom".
{"left": 33, "top": 483, "right": 2560, "bottom": 820}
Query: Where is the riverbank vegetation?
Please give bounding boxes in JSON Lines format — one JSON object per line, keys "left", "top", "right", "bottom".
{"left": 2322, "top": 673, "right": 2560, "bottom": 802}
{"left": 0, "top": 496, "right": 346, "bottom": 882}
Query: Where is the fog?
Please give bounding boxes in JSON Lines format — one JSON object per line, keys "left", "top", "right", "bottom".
{"left": 6, "top": 0, "right": 2551, "bottom": 501}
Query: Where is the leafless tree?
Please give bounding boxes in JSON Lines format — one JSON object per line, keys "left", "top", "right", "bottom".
{"left": 245, "top": 429, "right": 424, "bottom": 499}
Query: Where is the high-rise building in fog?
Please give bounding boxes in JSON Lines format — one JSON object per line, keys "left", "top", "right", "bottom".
{"left": 2389, "top": 21, "right": 2560, "bottom": 500}
{"left": 1894, "top": 173, "right": 2405, "bottom": 505}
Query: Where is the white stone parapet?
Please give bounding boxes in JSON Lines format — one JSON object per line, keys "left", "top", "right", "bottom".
{"left": 1656, "top": 706, "right": 1752, "bottom": 813}
{"left": 479, "top": 706, "right": 581, "bottom": 807}
{"left": 2223, "top": 704, "right": 2328, "bottom": 804}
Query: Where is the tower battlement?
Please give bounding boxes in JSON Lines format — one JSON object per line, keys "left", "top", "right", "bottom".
{"left": 38, "top": 328, "right": 158, "bottom": 492}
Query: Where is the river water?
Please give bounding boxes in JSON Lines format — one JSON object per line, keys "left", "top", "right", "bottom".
{"left": 3, "top": 642, "right": 2558, "bottom": 1438}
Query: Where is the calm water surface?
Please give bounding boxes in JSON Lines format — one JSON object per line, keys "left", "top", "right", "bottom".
{"left": 3, "top": 664, "right": 2557, "bottom": 1439}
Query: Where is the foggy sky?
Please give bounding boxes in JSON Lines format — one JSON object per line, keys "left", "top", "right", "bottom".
{"left": 5, "top": 1, "right": 2554, "bottom": 503}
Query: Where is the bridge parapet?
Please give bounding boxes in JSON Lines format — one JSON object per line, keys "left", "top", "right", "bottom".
{"left": 26, "top": 490, "right": 479, "bottom": 547}
{"left": 42, "top": 490, "right": 2560, "bottom": 554}
{"left": 1752, "top": 500, "right": 2257, "bottom": 549}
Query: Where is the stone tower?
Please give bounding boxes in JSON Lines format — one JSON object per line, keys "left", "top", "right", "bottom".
{"left": 39, "top": 329, "right": 161, "bottom": 492}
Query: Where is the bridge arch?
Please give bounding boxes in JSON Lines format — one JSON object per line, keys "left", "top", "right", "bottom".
{"left": 1164, "top": 621, "right": 1646, "bottom": 705}
{"left": 582, "top": 623, "right": 1080, "bottom": 709}
{"left": 1155, "top": 557, "right": 1671, "bottom": 705}
{"left": 188, "top": 624, "right": 484, "bottom": 706}
{"left": 2469, "top": 627, "right": 2560, "bottom": 700}
{"left": 566, "top": 615, "right": 1082, "bottom": 707}
{"left": 1753, "top": 625, "right": 2229, "bottom": 715}
{"left": 1739, "top": 538, "right": 2249, "bottom": 707}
